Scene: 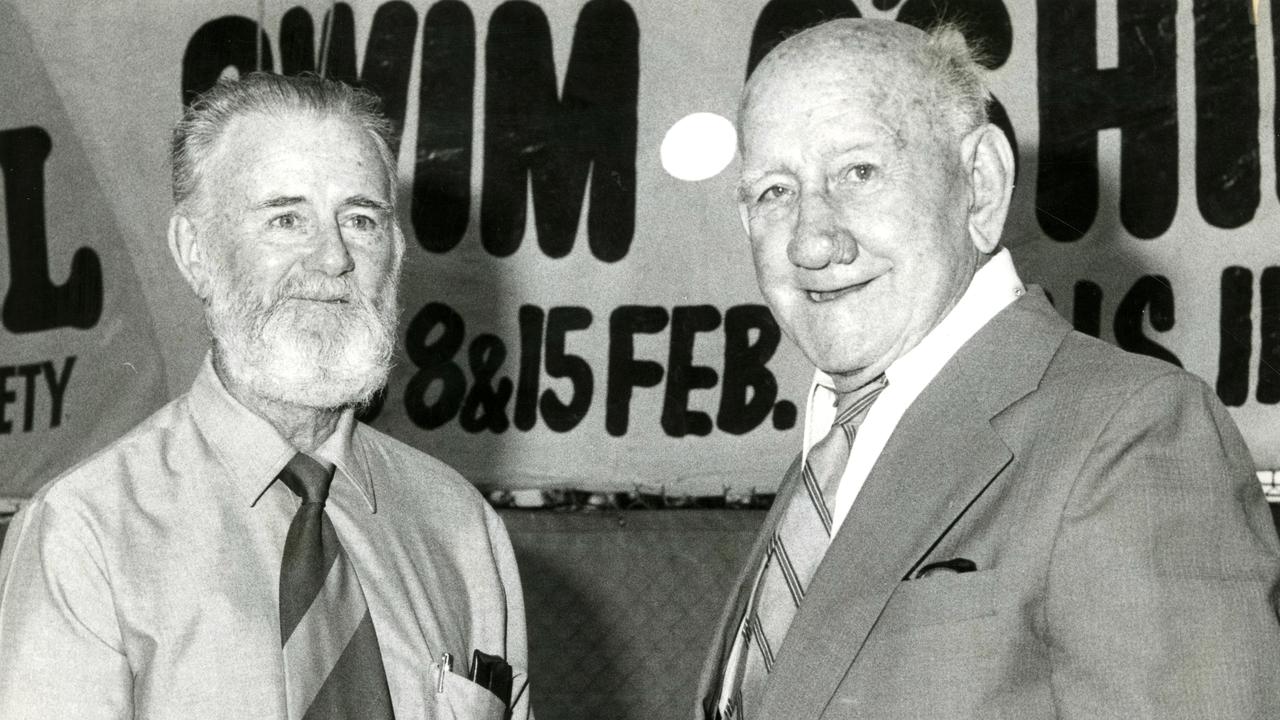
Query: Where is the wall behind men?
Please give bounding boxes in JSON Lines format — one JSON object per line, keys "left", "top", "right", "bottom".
{"left": 0, "top": 0, "right": 1276, "bottom": 497}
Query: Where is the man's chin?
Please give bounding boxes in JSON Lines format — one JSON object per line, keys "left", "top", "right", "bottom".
{"left": 801, "top": 340, "right": 881, "bottom": 382}
{"left": 213, "top": 340, "right": 390, "bottom": 412}
{"left": 245, "top": 365, "right": 387, "bottom": 411}
{"left": 206, "top": 278, "right": 399, "bottom": 413}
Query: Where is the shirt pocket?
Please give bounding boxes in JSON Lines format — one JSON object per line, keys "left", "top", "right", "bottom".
{"left": 875, "top": 568, "right": 998, "bottom": 632}
{"left": 415, "top": 660, "right": 508, "bottom": 720}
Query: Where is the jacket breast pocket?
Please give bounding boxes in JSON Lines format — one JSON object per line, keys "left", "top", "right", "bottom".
{"left": 416, "top": 661, "right": 507, "bottom": 720}
{"left": 876, "top": 569, "right": 998, "bottom": 632}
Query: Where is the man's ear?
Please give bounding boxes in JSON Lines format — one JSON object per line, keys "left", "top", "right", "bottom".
{"left": 167, "top": 212, "right": 214, "bottom": 300}
{"left": 960, "top": 123, "right": 1015, "bottom": 254}
{"left": 388, "top": 221, "right": 407, "bottom": 273}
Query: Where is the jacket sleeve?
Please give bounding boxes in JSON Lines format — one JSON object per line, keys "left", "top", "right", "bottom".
{"left": 1046, "top": 369, "right": 1280, "bottom": 718}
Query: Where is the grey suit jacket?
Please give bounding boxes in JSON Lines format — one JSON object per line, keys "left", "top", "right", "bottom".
{"left": 697, "top": 288, "right": 1280, "bottom": 719}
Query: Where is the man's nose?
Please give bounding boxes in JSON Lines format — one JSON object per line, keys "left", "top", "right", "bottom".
{"left": 307, "top": 221, "right": 355, "bottom": 276}
{"left": 788, "top": 192, "right": 857, "bottom": 269}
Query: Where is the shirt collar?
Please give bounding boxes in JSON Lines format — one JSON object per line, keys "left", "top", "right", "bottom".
{"left": 811, "top": 248, "right": 1024, "bottom": 396}
{"left": 312, "top": 410, "right": 378, "bottom": 512}
{"left": 187, "top": 353, "right": 377, "bottom": 512}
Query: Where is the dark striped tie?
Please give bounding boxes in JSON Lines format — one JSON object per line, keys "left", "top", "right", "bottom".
{"left": 724, "top": 375, "right": 888, "bottom": 719}
{"left": 278, "top": 453, "right": 395, "bottom": 719}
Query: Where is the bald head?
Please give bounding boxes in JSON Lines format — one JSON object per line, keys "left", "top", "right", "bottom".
{"left": 741, "top": 19, "right": 989, "bottom": 150}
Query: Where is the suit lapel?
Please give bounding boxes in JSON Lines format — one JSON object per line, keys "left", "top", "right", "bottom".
{"left": 759, "top": 288, "right": 1072, "bottom": 719}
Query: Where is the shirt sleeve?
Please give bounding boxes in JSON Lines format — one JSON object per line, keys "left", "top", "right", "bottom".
{"left": 0, "top": 496, "right": 133, "bottom": 719}
{"left": 484, "top": 506, "right": 534, "bottom": 720}
{"left": 1046, "top": 370, "right": 1280, "bottom": 718}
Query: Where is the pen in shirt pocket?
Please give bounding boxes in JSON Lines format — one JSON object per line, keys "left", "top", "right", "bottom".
{"left": 436, "top": 652, "right": 452, "bottom": 693}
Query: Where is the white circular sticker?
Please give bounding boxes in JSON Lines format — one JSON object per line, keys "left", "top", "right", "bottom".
{"left": 660, "top": 112, "right": 737, "bottom": 182}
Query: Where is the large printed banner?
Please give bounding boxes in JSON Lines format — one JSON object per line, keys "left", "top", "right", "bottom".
{"left": 0, "top": 0, "right": 1277, "bottom": 495}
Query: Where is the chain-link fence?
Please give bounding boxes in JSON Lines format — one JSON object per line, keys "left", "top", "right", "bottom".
{"left": 503, "top": 509, "right": 765, "bottom": 720}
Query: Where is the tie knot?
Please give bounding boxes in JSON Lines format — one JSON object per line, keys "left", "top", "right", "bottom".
{"left": 833, "top": 374, "right": 888, "bottom": 429}
{"left": 278, "top": 453, "right": 335, "bottom": 505}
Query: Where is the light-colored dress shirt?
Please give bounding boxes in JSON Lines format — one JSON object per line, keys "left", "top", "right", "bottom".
{"left": 0, "top": 356, "right": 531, "bottom": 720}
{"left": 804, "top": 249, "right": 1025, "bottom": 535}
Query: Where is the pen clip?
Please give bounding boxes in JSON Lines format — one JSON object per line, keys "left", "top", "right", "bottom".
{"left": 436, "top": 652, "right": 452, "bottom": 693}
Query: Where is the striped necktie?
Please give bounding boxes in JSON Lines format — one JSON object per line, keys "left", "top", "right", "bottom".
{"left": 278, "top": 453, "right": 395, "bottom": 719}
{"left": 722, "top": 375, "right": 888, "bottom": 719}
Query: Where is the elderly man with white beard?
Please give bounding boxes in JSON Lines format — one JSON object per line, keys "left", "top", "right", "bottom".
{"left": 0, "top": 74, "right": 531, "bottom": 720}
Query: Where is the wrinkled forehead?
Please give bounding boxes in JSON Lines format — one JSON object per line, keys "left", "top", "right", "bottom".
{"left": 741, "top": 57, "right": 932, "bottom": 152}
{"left": 750, "top": 18, "right": 928, "bottom": 82}
{"left": 739, "top": 22, "right": 936, "bottom": 146}
{"left": 214, "top": 110, "right": 379, "bottom": 162}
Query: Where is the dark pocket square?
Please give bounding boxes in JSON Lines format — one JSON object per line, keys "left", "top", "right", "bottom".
{"left": 911, "top": 557, "right": 977, "bottom": 580}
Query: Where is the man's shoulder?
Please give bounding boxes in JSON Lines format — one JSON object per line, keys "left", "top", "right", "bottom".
{"left": 983, "top": 290, "right": 1195, "bottom": 394}
{"left": 1048, "top": 328, "right": 1197, "bottom": 394}
{"left": 996, "top": 325, "right": 1227, "bottom": 440}
{"left": 32, "top": 392, "right": 195, "bottom": 510}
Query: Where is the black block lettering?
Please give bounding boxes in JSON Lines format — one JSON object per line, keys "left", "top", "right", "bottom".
{"left": 514, "top": 305, "right": 544, "bottom": 430}
{"left": 718, "top": 305, "right": 791, "bottom": 434}
{"left": 358, "top": 2, "right": 418, "bottom": 153}
{"left": 0, "top": 127, "right": 102, "bottom": 333}
{"left": 1037, "top": 0, "right": 1177, "bottom": 241}
{"left": 1258, "top": 267, "right": 1280, "bottom": 404}
{"left": 746, "top": 0, "right": 859, "bottom": 77}
{"left": 482, "top": 0, "right": 639, "bottom": 261}
{"left": 0, "top": 366, "right": 13, "bottom": 433}
{"left": 1114, "top": 275, "right": 1180, "bottom": 367}
{"left": 279, "top": 7, "right": 316, "bottom": 75}
{"left": 1217, "top": 266, "right": 1252, "bottom": 406}
{"left": 181, "top": 16, "right": 273, "bottom": 104}
{"left": 460, "top": 334, "right": 513, "bottom": 433}
{"left": 17, "top": 363, "right": 39, "bottom": 432}
{"left": 413, "top": 0, "right": 476, "bottom": 253}
{"left": 606, "top": 306, "right": 668, "bottom": 436}
{"left": 542, "top": 306, "right": 594, "bottom": 432}
{"left": 662, "top": 305, "right": 721, "bottom": 438}
{"left": 1274, "top": 4, "right": 1280, "bottom": 203}
{"left": 317, "top": 3, "right": 359, "bottom": 83}
{"left": 44, "top": 356, "right": 74, "bottom": 428}
{"left": 1192, "top": 0, "right": 1259, "bottom": 228}
{"left": 1072, "top": 280, "right": 1103, "bottom": 338}
{"left": 276, "top": 3, "right": 416, "bottom": 150}
{"left": 404, "top": 302, "right": 467, "bottom": 429}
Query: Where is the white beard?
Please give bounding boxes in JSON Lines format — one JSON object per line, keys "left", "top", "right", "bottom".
{"left": 206, "top": 270, "right": 398, "bottom": 411}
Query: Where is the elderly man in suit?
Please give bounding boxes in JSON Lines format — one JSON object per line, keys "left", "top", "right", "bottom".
{"left": 696, "top": 18, "right": 1280, "bottom": 719}
{"left": 0, "top": 73, "right": 529, "bottom": 719}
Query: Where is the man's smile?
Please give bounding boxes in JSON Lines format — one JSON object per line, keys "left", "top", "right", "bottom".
{"left": 805, "top": 278, "right": 873, "bottom": 303}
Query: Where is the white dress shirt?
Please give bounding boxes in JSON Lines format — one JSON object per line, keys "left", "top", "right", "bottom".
{"left": 804, "top": 249, "right": 1026, "bottom": 535}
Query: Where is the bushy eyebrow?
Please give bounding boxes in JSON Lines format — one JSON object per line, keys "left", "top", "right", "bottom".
{"left": 735, "top": 133, "right": 900, "bottom": 203}
{"left": 250, "top": 195, "right": 393, "bottom": 212}
{"left": 254, "top": 195, "right": 307, "bottom": 210}
{"left": 736, "top": 169, "right": 778, "bottom": 203}
{"left": 342, "top": 195, "right": 392, "bottom": 212}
